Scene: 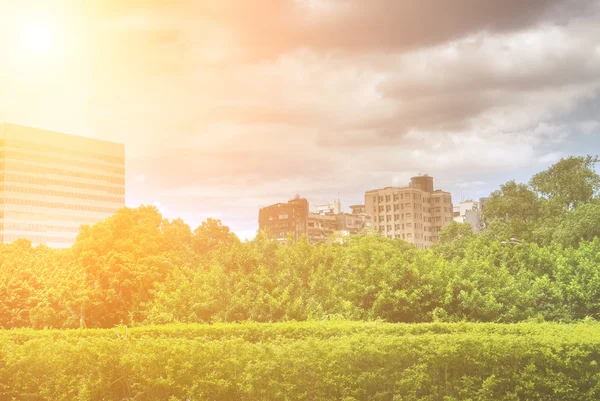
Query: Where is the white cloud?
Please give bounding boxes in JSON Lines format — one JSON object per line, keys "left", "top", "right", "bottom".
{"left": 579, "top": 120, "right": 600, "bottom": 135}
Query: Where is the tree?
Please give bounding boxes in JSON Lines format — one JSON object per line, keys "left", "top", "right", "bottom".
{"left": 552, "top": 203, "right": 600, "bottom": 247}
{"left": 192, "top": 218, "right": 240, "bottom": 255}
{"left": 70, "top": 206, "right": 181, "bottom": 327}
{"left": 483, "top": 181, "right": 541, "bottom": 241}
{"left": 439, "top": 221, "right": 474, "bottom": 244}
{"left": 530, "top": 155, "right": 600, "bottom": 210}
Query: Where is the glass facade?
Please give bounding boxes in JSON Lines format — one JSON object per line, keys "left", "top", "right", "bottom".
{"left": 0, "top": 123, "right": 125, "bottom": 248}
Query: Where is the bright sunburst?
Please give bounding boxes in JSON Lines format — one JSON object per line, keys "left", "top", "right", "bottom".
{"left": 12, "top": 13, "right": 59, "bottom": 64}
{"left": 21, "top": 19, "right": 54, "bottom": 54}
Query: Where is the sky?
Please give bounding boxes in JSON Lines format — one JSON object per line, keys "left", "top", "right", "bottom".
{"left": 1, "top": 0, "right": 599, "bottom": 239}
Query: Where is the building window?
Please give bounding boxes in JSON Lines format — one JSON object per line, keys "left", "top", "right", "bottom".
{"left": 379, "top": 206, "right": 384, "bottom": 212}
{"left": 379, "top": 196, "right": 384, "bottom": 202}
{"left": 385, "top": 195, "right": 391, "bottom": 202}
{"left": 394, "top": 204, "right": 399, "bottom": 211}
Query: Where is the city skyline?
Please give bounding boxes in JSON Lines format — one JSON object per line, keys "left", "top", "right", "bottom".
{"left": 1, "top": 1, "right": 600, "bottom": 239}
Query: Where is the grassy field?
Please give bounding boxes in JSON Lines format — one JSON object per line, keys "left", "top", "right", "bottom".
{"left": 1, "top": 321, "right": 599, "bottom": 400}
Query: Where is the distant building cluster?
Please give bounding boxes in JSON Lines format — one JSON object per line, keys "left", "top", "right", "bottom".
{"left": 258, "top": 195, "right": 372, "bottom": 244}
{"left": 0, "top": 122, "right": 493, "bottom": 250}
{"left": 259, "top": 175, "right": 464, "bottom": 248}
{"left": 453, "top": 197, "right": 490, "bottom": 233}
{"left": 0, "top": 123, "right": 125, "bottom": 248}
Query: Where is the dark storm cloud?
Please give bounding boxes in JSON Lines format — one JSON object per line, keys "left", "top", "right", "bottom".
{"left": 337, "top": 19, "right": 600, "bottom": 139}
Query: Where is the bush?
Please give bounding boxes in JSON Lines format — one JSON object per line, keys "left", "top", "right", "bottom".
{"left": 1, "top": 321, "right": 600, "bottom": 400}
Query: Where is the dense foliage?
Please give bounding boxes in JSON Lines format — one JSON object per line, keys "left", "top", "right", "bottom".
{"left": 2, "top": 321, "right": 600, "bottom": 400}
{"left": 484, "top": 155, "right": 600, "bottom": 246}
{"left": 0, "top": 156, "right": 599, "bottom": 329}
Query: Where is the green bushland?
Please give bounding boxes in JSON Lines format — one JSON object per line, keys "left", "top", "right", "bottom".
{"left": 4, "top": 227, "right": 600, "bottom": 329}
{"left": 1, "top": 321, "right": 600, "bottom": 401}
{"left": 1, "top": 155, "right": 600, "bottom": 329}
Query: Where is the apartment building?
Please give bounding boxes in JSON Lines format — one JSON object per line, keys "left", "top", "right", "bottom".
{"left": 0, "top": 123, "right": 125, "bottom": 248}
{"left": 258, "top": 195, "right": 309, "bottom": 242}
{"left": 259, "top": 196, "right": 372, "bottom": 243}
{"left": 307, "top": 203, "right": 372, "bottom": 243}
{"left": 307, "top": 211, "right": 338, "bottom": 243}
{"left": 364, "top": 175, "right": 453, "bottom": 248}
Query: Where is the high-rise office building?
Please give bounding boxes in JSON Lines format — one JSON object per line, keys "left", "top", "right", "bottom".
{"left": 365, "top": 175, "right": 453, "bottom": 249}
{"left": 0, "top": 123, "right": 125, "bottom": 248}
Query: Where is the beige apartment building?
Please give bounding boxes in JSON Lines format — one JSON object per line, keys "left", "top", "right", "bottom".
{"left": 0, "top": 123, "right": 125, "bottom": 248}
{"left": 365, "top": 175, "right": 453, "bottom": 249}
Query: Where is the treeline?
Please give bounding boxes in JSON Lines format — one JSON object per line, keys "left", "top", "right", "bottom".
{"left": 2, "top": 321, "right": 600, "bottom": 400}
{"left": 0, "top": 155, "right": 599, "bottom": 329}
{"left": 483, "top": 155, "right": 600, "bottom": 247}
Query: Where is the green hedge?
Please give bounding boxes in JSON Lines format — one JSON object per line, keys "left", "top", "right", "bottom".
{"left": 1, "top": 321, "right": 600, "bottom": 400}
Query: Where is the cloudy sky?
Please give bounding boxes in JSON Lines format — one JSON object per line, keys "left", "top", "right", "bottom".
{"left": 1, "top": 0, "right": 600, "bottom": 238}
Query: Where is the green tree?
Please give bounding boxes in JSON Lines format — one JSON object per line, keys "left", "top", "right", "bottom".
{"left": 70, "top": 206, "right": 182, "bottom": 327}
{"left": 433, "top": 221, "right": 475, "bottom": 259}
{"left": 530, "top": 155, "right": 600, "bottom": 210}
{"left": 192, "top": 218, "right": 240, "bottom": 255}
{"left": 439, "top": 221, "right": 474, "bottom": 244}
{"left": 552, "top": 203, "right": 600, "bottom": 247}
{"left": 483, "top": 181, "right": 541, "bottom": 241}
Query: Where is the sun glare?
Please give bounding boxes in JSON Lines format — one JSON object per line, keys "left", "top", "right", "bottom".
{"left": 11, "top": 12, "right": 60, "bottom": 65}
{"left": 21, "top": 19, "right": 54, "bottom": 54}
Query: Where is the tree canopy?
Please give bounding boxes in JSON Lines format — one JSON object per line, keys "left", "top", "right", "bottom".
{"left": 0, "top": 155, "right": 599, "bottom": 329}
{"left": 484, "top": 155, "right": 600, "bottom": 244}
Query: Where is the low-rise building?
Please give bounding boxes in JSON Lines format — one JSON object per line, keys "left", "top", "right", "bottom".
{"left": 453, "top": 197, "right": 490, "bottom": 233}
{"left": 258, "top": 195, "right": 309, "bottom": 242}
{"left": 307, "top": 201, "right": 372, "bottom": 243}
{"left": 259, "top": 196, "right": 372, "bottom": 244}
{"left": 453, "top": 200, "right": 479, "bottom": 223}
